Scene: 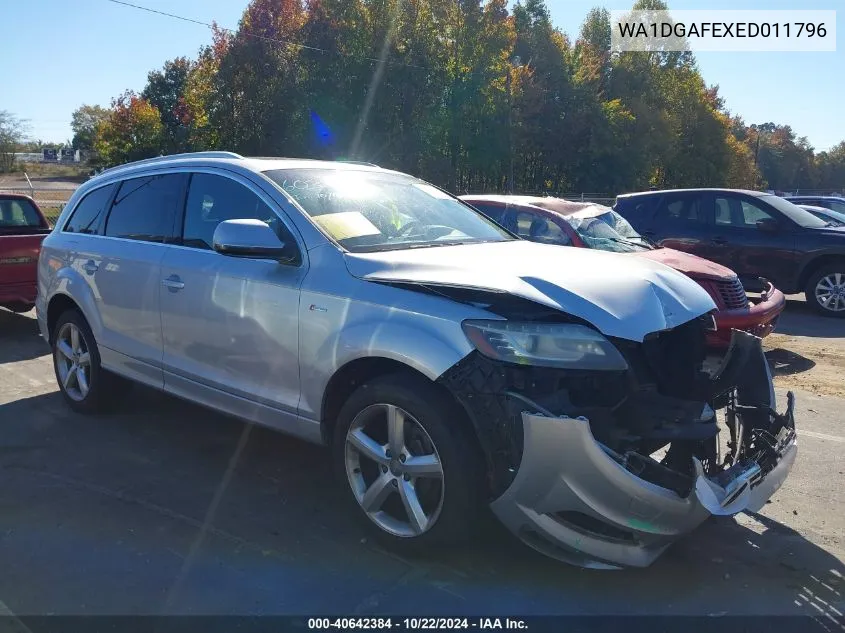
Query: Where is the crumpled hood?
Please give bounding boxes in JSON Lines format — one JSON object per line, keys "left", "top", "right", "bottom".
{"left": 632, "top": 247, "right": 735, "bottom": 281}
{"left": 344, "top": 241, "right": 717, "bottom": 342}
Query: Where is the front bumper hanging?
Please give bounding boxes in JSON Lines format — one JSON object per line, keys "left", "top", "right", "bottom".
{"left": 489, "top": 330, "right": 798, "bottom": 569}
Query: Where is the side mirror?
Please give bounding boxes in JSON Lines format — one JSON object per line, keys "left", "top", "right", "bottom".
{"left": 756, "top": 218, "right": 780, "bottom": 233}
{"left": 212, "top": 219, "right": 290, "bottom": 260}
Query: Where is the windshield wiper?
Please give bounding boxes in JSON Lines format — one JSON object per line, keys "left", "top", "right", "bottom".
{"left": 606, "top": 236, "right": 652, "bottom": 250}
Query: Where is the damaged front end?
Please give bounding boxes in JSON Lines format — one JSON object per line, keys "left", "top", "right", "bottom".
{"left": 438, "top": 321, "right": 797, "bottom": 569}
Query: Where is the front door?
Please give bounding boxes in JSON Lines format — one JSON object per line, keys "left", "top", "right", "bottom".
{"left": 159, "top": 171, "right": 305, "bottom": 432}
{"left": 707, "top": 193, "right": 797, "bottom": 290}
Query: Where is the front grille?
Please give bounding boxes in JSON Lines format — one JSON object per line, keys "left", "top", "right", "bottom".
{"left": 715, "top": 277, "right": 749, "bottom": 310}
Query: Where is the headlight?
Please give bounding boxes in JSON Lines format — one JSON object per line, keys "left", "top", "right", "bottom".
{"left": 461, "top": 320, "right": 628, "bottom": 370}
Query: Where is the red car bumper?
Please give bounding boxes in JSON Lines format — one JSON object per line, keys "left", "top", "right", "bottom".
{"left": 707, "top": 282, "right": 785, "bottom": 348}
{"left": 0, "top": 280, "right": 37, "bottom": 307}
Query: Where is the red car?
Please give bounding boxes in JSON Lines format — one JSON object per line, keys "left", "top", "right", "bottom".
{"left": 0, "top": 194, "right": 51, "bottom": 313}
{"left": 461, "top": 195, "right": 785, "bottom": 348}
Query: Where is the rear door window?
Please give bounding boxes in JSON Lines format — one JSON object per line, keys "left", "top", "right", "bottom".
{"left": 658, "top": 194, "right": 707, "bottom": 225}
{"left": 105, "top": 174, "right": 186, "bottom": 243}
{"left": 63, "top": 184, "right": 115, "bottom": 234}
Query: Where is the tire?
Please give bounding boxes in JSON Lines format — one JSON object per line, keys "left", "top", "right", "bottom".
{"left": 51, "top": 309, "right": 130, "bottom": 413}
{"left": 332, "top": 373, "right": 484, "bottom": 552}
{"left": 804, "top": 265, "right": 845, "bottom": 317}
{"left": 3, "top": 302, "right": 35, "bottom": 314}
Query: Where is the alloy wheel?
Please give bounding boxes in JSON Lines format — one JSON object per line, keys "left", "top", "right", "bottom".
{"left": 815, "top": 273, "right": 845, "bottom": 312}
{"left": 54, "top": 322, "right": 92, "bottom": 402}
{"left": 344, "top": 403, "right": 445, "bottom": 537}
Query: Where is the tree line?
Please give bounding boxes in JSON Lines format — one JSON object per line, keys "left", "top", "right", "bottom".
{"left": 66, "top": 0, "right": 844, "bottom": 195}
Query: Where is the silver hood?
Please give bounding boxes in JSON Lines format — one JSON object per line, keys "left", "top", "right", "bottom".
{"left": 344, "top": 240, "right": 717, "bottom": 342}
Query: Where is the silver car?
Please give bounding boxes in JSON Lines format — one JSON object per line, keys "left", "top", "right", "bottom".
{"left": 36, "top": 152, "right": 798, "bottom": 568}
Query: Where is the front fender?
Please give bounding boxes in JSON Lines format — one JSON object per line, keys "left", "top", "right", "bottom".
{"left": 298, "top": 295, "right": 477, "bottom": 420}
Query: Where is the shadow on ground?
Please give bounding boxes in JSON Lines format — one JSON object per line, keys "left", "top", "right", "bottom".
{"left": 0, "top": 385, "right": 842, "bottom": 619}
{"left": 775, "top": 298, "right": 845, "bottom": 339}
{"left": 767, "top": 347, "right": 817, "bottom": 377}
{"left": 0, "top": 308, "right": 47, "bottom": 363}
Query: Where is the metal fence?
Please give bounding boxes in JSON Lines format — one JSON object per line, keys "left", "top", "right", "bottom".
{"left": 0, "top": 187, "right": 77, "bottom": 225}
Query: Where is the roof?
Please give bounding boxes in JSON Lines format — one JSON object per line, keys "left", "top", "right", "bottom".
{"left": 91, "top": 151, "right": 391, "bottom": 185}
{"left": 617, "top": 188, "right": 768, "bottom": 199}
{"left": 460, "top": 194, "right": 609, "bottom": 217}
{"left": 785, "top": 195, "right": 845, "bottom": 201}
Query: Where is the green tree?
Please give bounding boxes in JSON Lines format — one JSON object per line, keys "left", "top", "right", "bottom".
{"left": 0, "top": 111, "right": 29, "bottom": 172}
{"left": 142, "top": 58, "right": 194, "bottom": 152}
{"left": 70, "top": 105, "right": 110, "bottom": 150}
{"left": 93, "top": 92, "right": 164, "bottom": 167}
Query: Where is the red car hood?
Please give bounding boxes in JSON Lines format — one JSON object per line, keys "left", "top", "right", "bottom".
{"left": 632, "top": 247, "right": 735, "bottom": 281}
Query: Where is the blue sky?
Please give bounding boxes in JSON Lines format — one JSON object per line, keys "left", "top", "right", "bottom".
{"left": 2, "top": 0, "right": 841, "bottom": 151}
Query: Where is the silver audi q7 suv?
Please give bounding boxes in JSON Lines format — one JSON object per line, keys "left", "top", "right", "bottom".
{"left": 36, "top": 152, "right": 798, "bottom": 568}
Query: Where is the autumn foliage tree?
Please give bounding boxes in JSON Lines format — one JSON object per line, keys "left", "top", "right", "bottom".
{"left": 93, "top": 91, "right": 164, "bottom": 166}
{"left": 79, "top": 0, "right": 843, "bottom": 195}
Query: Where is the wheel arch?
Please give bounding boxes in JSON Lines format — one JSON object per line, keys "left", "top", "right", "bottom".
{"left": 46, "top": 293, "right": 84, "bottom": 344}
{"left": 798, "top": 254, "right": 845, "bottom": 291}
{"left": 319, "top": 357, "right": 487, "bottom": 480}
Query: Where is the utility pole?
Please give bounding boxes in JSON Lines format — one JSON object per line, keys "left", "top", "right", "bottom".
{"left": 507, "top": 56, "right": 521, "bottom": 194}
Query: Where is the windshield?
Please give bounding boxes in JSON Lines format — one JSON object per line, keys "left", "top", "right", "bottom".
{"left": 762, "top": 195, "right": 828, "bottom": 228}
{"left": 263, "top": 168, "right": 513, "bottom": 252}
{"left": 805, "top": 208, "right": 845, "bottom": 227}
{"left": 0, "top": 198, "right": 46, "bottom": 231}
{"left": 560, "top": 208, "right": 652, "bottom": 253}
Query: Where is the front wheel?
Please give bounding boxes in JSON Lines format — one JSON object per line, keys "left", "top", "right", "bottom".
{"left": 333, "top": 373, "right": 484, "bottom": 551}
{"left": 805, "top": 266, "right": 845, "bottom": 317}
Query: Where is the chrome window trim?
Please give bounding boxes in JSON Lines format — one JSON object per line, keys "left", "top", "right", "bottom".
{"left": 61, "top": 165, "right": 309, "bottom": 268}
{"left": 60, "top": 182, "right": 117, "bottom": 234}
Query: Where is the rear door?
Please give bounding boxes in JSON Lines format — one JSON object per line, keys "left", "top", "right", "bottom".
{"left": 708, "top": 192, "right": 797, "bottom": 290}
{"left": 94, "top": 173, "right": 186, "bottom": 386}
{"left": 650, "top": 191, "right": 715, "bottom": 260}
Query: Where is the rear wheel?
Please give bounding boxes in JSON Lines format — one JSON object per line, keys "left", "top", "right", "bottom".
{"left": 52, "top": 309, "right": 130, "bottom": 413}
{"left": 333, "top": 373, "right": 483, "bottom": 551}
{"left": 805, "top": 265, "right": 845, "bottom": 317}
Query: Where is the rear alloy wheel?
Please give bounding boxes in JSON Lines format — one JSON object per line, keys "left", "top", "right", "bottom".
{"left": 806, "top": 267, "right": 845, "bottom": 317}
{"left": 333, "top": 374, "right": 483, "bottom": 550}
{"left": 55, "top": 320, "right": 93, "bottom": 403}
{"left": 52, "top": 309, "right": 130, "bottom": 412}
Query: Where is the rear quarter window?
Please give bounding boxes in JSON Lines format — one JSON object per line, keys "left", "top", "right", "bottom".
{"left": 63, "top": 184, "right": 116, "bottom": 234}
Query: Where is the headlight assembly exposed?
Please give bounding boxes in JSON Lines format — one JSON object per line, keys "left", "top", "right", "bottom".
{"left": 462, "top": 320, "right": 628, "bottom": 370}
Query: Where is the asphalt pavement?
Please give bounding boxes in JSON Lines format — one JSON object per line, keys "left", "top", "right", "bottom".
{"left": 0, "top": 309, "right": 842, "bottom": 618}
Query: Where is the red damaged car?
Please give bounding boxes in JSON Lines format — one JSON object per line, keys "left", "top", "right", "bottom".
{"left": 0, "top": 194, "right": 51, "bottom": 313}
{"left": 461, "top": 195, "right": 785, "bottom": 348}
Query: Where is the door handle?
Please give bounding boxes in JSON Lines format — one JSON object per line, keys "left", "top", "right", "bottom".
{"left": 712, "top": 237, "right": 728, "bottom": 245}
{"left": 161, "top": 275, "right": 185, "bottom": 291}
{"left": 82, "top": 260, "right": 98, "bottom": 275}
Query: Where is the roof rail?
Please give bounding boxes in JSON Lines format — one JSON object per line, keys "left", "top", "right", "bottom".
{"left": 97, "top": 151, "right": 244, "bottom": 176}
{"left": 336, "top": 160, "right": 379, "bottom": 167}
